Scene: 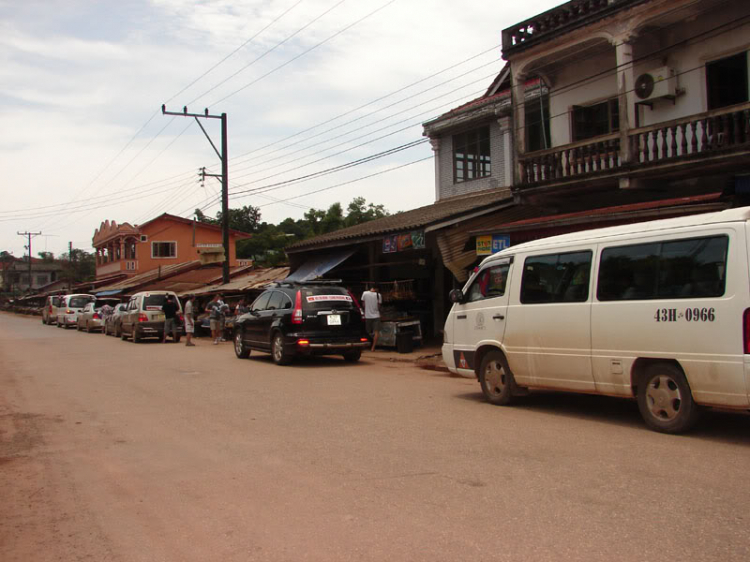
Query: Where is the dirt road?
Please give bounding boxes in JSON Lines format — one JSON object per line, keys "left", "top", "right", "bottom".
{"left": 2, "top": 311, "right": 750, "bottom": 561}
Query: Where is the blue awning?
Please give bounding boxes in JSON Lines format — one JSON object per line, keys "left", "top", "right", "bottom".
{"left": 285, "top": 249, "right": 354, "bottom": 282}
{"left": 96, "top": 289, "right": 122, "bottom": 296}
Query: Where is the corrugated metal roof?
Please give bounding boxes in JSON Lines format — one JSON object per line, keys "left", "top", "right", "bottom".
{"left": 287, "top": 188, "right": 512, "bottom": 251}
{"left": 183, "top": 267, "right": 290, "bottom": 296}
{"left": 94, "top": 261, "right": 202, "bottom": 294}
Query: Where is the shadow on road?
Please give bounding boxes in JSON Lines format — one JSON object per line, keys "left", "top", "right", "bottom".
{"left": 454, "top": 389, "right": 750, "bottom": 443}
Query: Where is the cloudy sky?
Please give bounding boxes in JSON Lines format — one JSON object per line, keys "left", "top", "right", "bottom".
{"left": 1, "top": 0, "right": 561, "bottom": 258}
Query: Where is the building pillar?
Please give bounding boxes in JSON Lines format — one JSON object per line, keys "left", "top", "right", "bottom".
{"left": 614, "top": 33, "right": 637, "bottom": 188}
{"left": 511, "top": 71, "right": 527, "bottom": 185}
{"left": 497, "top": 115, "right": 514, "bottom": 188}
{"left": 429, "top": 137, "right": 441, "bottom": 201}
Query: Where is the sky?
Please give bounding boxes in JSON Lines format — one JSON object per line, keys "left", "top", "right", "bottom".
{"left": 0, "top": 0, "right": 562, "bottom": 259}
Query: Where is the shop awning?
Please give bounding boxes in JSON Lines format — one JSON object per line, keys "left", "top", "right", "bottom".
{"left": 95, "top": 289, "right": 123, "bottom": 296}
{"left": 285, "top": 249, "right": 355, "bottom": 282}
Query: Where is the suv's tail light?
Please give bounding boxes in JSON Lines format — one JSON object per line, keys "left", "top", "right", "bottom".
{"left": 292, "top": 290, "right": 303, "bottom": 324}
{"left": 93, "top": 313, "right": 101, "bottom": 320}
{"left": 178, "top": 313, "right": 184, "bottom": 322}
{"left": 348, "top": 291, "right": 365, "bottom": 319}
{"left": 744, "top": 309, "right": 750, "bottom": 354}
{"left": 138, "top": 313, "right": 149, "bottom": 323}
{"left": 66, "top": 309, "right": 74, "bottom": 314}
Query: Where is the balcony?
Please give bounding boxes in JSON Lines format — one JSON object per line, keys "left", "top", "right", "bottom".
{"left": 518, "top": 102, "right": 750, "bottom": 190}
{"left": 502, "top": 0, "right": 643, "bottom": 56}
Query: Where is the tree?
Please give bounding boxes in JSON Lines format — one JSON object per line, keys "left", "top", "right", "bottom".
{"left": 1, "top": 251, "right": 15, "bottom": 292}
{"left": 38, "top": 251, "right": 55, "bottom": 261}
{"left": 344, "top": 196, "right": 389, "bottom": 227}
{"left": 60, "top": 248, "right": 96, "bottom": 285}
{"left": 196, "top": 205, "right": 261, "bottom": 233}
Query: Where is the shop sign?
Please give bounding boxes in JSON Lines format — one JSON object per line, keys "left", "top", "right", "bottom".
{"left": 476, "top": 235, "right": 493, "bottom": 255}
{"left": 383, "top": 230, "right": 425, "bottom": 253}
{"left": 477, "top": 235, "right": 511, "bottom": 255}
{"left": 492, "top": 235, "right": 511, "bottom": 253}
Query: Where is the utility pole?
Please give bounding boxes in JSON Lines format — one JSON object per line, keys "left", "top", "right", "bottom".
{"left": 17, "top": 231, "right": 41, "bottom": 293}
{"left": 162, "top": 105, "right": 230, "bottom": 284}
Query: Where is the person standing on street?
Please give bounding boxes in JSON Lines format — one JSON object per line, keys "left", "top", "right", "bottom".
{"left": 360, "top": 286, "right": 382, "bottom": 352}
{"left": 206, "top": 294, "right": 223, "bottom": 345}
{"left": 162, "top": 294, "right": 179, "bottom": 343}
{"left": 184, "top": 295, "right": 196, "bottom": 347}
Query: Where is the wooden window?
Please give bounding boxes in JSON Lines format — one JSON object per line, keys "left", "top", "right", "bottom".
{"left": 453, "top": 127, "right": 491, "bottom": 183}
{"left": 151, "top": 241, "right": 176, "bottom": 258}
{"left": 572, "top": 98, "right": 619, "bottom": 142}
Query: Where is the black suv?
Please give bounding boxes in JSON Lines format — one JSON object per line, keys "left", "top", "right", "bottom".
{"left": 233, "top": 281, "right": 369, "bottom": 365}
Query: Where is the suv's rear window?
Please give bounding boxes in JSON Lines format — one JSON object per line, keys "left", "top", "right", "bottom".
{"left": 69, "top": 296, "right": 93, "bottom": 308}
{"left": 142, "top": 294, "right": 174, "bottom": 310}
{"left": 301, "top": 288, "right": 355, "bottom": 310}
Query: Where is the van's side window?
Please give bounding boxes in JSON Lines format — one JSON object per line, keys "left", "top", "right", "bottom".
{"left": 466, "top": 264, "right": 509, "bottom": 302}
{"left": 597, "top": 235, "right": 728, "bottom": 301}
{"left": 521, "top": 251, "right": 592, "bottom": 304}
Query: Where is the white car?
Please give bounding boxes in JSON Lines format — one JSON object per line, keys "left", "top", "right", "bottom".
{"left": 55, "top": 294, "right": 95, "bottom": 329}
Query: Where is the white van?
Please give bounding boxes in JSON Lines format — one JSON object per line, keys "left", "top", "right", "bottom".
{"left": 56, "top": 294, "right": 95, "bottom": 329}
{"left": 443, "top": 207, "right": 750, "bottom": 433}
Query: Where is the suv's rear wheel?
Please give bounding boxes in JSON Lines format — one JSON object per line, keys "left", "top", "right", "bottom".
{"left": 271, "top": 333, "right": 292, "bottom": 365}
{"left": 121, "top": 327, "right": 128, "bottom": 340}
{"left": 343, "top": 350, "right": 361, "bottom": 363}
{"left": 234, "top": 329, "right": 250, "bottom": 358}
{"left": 133, "top": 327, "right": 141, "bottom": 343}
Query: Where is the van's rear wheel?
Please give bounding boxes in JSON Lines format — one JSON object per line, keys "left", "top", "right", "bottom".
{"left": 638, "top": 363, "right": 699, "bottom": 434}
{"left": 479, "top": 351, "right": 515, "bottom": 405}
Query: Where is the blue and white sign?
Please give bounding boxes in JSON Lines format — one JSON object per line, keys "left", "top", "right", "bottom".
{"left": 492, "top": 235, "right": 511, "bottom": 253}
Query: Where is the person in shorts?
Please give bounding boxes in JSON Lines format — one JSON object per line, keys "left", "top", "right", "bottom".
{"left": 162, "top": 294, "right": 179, "bottom": 343}
{"left": 360, "top": 286, "right": 382, "bottom": 351}
{"left": 206, "top": 294, "right": 223, "bottom": 345}
{"left": 184, "top": 295, "right": 196, "bottom": 346}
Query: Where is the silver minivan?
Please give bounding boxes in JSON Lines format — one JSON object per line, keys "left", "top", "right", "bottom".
{"left": 55, "top": 294, "right": 95, "bottom": 329}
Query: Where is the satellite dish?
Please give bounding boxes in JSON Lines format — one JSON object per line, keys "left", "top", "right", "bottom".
{"left": 635, "top": 73, "right": 655, "bottom": 100}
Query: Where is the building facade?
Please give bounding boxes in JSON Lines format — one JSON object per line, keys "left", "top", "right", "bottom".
{"left": 502, "top": 0, "right": 750, "bottom": 198}
{"left": 93, "top": 213, "right": 251, "bottom": 280}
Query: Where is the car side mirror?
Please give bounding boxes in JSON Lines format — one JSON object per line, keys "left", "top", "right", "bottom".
{"left": 449, "top": 289, "right": 465, "bottom": 304}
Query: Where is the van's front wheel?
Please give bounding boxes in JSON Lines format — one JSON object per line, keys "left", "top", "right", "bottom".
{"left": 479, "top": 351, "right": 515, "bottom": 405}
{"left": 638, "top": 363, "right": 699, "bottom": 434}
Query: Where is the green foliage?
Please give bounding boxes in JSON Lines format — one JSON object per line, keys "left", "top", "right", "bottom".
{"left": 38, "top": 251, "right": 55, "bottom": 261}
{"left": 198, "top": 198, "right": 389, "bottom": 266}
{"left": 60, "top": 248, "right": 96, "bottom": 284}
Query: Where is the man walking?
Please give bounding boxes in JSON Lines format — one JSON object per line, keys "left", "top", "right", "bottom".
{"left": 162, "top": 294, "right": 179, "bottom": 343}
{"left": 184, "top": 294, "right": 196, "bottom": 347}
{"left": 360, "top": 286, "right": 382, "bottom": 352}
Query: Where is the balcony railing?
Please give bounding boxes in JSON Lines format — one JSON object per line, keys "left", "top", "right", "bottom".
{"left": 502, "top": 0, "right": 637, "bottom": 54}
{"left": 519, "top": 103, "right": 750, "bottom": 187}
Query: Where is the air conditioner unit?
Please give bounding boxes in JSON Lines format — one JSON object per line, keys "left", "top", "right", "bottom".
{"left": 139, "top": 235, "right": 148, "bottom": 242}
{"left": 635, "top": 67, "right": 677, "bottom": 102}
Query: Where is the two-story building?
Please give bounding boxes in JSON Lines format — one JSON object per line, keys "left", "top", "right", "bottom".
{"left": 503, "top": 0, "right": 750, "bottom": 200}
{"left": 93, "top": 213, "right": 252, "bottom": 280}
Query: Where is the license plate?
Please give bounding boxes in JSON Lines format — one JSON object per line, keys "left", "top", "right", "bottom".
{"left": 326, "top": 314, "right": 341, "bottom": 326}
{"left": 153, "top": 314, "right": 165, "bottom": 321}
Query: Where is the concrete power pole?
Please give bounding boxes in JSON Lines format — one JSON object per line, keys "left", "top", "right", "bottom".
{"left": 162, "top": 105, "right": 230, "bottom": 284}
{"left": 17, "top": 231, "right": 41, "bottom": 293}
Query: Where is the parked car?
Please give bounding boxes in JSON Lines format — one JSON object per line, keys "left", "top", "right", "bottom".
{"left": 233, "top": 281, "right": 369, "bottom": 365}
{"left": 42, "top": 295, "right": 63, "bottom": 325}
{"left": 120, "top": 291, "right": 183, "bottom": 343}
{"left": 76, "top": 298, "right": 122, "bottom": 333}
{"left": 104, "top": 303, "right": 127, "bottom": 337}
{"left": 55, "top": 294, "right": 95, "bottom": 329}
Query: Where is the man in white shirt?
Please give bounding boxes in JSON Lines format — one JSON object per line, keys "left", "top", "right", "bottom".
{"left": 360, "top": 287, "right": 382, "bottom": 351}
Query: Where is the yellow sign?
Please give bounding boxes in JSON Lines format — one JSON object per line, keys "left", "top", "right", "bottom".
{"left": 476, "top": 235, "right": 492, "bottom": 255}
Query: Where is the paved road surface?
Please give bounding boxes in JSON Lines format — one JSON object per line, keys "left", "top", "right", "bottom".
{"left": 2, "top": 312, "right": 750, "bottom": 561}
